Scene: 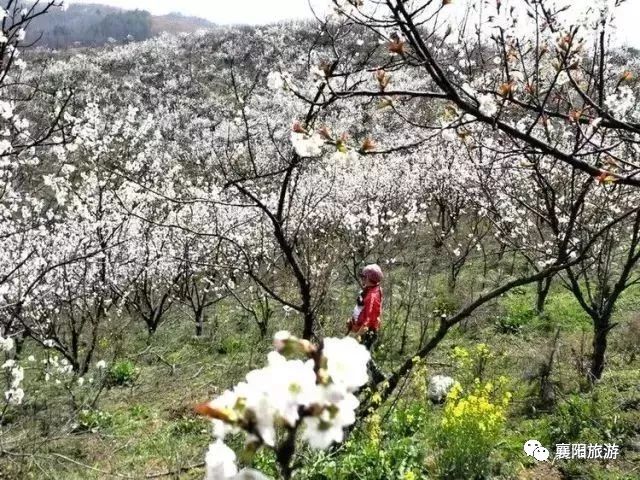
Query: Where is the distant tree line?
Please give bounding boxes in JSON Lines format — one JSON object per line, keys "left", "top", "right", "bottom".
{"left": 24, "top": 3, "right": 211, "bottom": 49}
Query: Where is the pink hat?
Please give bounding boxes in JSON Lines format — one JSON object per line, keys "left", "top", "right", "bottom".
{"left": 361, "top": 264, "right": 383, "bottom": 284}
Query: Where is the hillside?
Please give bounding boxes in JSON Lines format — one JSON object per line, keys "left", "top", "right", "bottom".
{"left": 26, "top": 3, "right": 214, "bottom": 48}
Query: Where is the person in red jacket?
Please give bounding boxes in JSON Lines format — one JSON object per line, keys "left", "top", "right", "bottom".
{"left": 347, "top": 263, "right": 385, "bottom": 382}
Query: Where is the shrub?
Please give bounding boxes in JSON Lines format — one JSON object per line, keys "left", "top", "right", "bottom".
{"left": 108, "top": 359, "right": 137, "bottom": 386}
{"left": 432, "top": 292, "right": 459, "bottom": 317}
{"left": 549, "top": 392, "right": 630, "bottom": 445}
{"left": 217, "top": 336, "right": 243, "bottom": 355}
{"left": 615, "top": 314, "right": 640, "bottom": 363}
{"left": 496, "top": 289, "right": 536, "bottom": 334}
{"left": 436, "top": 381, "right": 511, "bottom": 479}
{"left": 76, "top": 408, "right": 113, "bottom": 433}
{"left": 451, "top": 344, "right": 494, "bottom": 384}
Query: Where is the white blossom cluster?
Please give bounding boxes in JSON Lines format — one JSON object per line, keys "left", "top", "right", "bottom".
{"left": 0, "top": 335, "right": 14, "bottom": 353}
{"left": 290, "top": 130, "right": 325, "bottom": 158}
{"left": 2, "top": 359, "right": 24, "bottom": 405}
{"left": 199, "top": 332, "right": 370, "bottom": 479}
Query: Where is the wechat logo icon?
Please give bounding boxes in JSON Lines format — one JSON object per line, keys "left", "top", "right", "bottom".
{"left": 524, "top": 439, "right": 550, "bottom": 461}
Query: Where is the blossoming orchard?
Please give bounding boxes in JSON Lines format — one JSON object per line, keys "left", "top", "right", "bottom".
{"left": 0, "top": 0, "right": 639, "bottom": 478}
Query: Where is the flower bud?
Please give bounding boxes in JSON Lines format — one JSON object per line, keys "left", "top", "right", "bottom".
{"left": 195, "top": 402, "right": 238, "bottom": 423}
{"left": 360, "top": 137, "right": 376, "bottom": 152}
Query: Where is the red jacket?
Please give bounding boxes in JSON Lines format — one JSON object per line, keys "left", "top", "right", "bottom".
{"left": 351, "top": 285, "right": 382, "bottom": 332}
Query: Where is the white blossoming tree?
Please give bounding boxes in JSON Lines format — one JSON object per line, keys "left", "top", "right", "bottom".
{"left": 324, "top": 0, "right": 640, "bottom": 186}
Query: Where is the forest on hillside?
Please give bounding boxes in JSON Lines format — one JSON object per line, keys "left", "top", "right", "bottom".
{"left": 0, "top": 1, "right": 639, "bottom": 479}
{"left": 23, "top": 2, "right": 213, "bottom": 48}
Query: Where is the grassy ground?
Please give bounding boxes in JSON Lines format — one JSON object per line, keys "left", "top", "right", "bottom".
{"left": 1, "top": 281, "right": 639, "bottom": 479}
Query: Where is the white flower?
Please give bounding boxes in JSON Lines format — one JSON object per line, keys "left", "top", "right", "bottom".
{"left": 556, "top": 71, "right": 569, "bottom": 86}
{"left": 310, "top": 65, "right": 326, "bottom": 80}
{"left": 261, "top": 352, "right": 317, "bottom": 426}
{"left": 301, "top": 388, "right": 358, "bottom": 449}
{"left": 10, "top": 366, "right": 24, "bottom": 388}
{"left": 2, "top": 359, "right": 16, "bottom": 369}
{"left": 266, "top": 71, "right": 284, "bottom": 90}
{"left": 605, "top": 86, "right": 636, "bottom": 117}
{"left": 510, "top": 70, "right": 524, "bottom": 83}
{"left": 461, "top": 82, "right": 476, "bottom": 98}
{"left": 302, "top": 414, "right": 344, "bottom": 449}
{"left": 207, "top": 389, "right": 242, "bottom": 440}
{"left": 329, "top": 149, "right": 359, "bottom": 166}
{"left": 43, "top": 339, "right": 55, "bottom": 348}
{"left": 77, "top": 377, "right": 85, "bottom": 387}
{"left": 291, "top": 132, "right": 324, "bottom": 158}
{"left": 95, "top": 360, "right": 107, "bottom": 370}
{"left": 5, "top": 387, "right": 24, "bottom": 405}
{"left": 205, "top": 440, "right": 238, "bottom": 480}
{"left": 478, "top": 94, "right": 498, "bottom": 117}
{"left": 322, "top": 337, "right": 370, "bottom": 391}
{"left": 0, "top": 101, "right": 13, "bottom": 120}
{"left": 0, "top": 335, "right": 14, "bottom": 352}
{"left": 266, "top": 71, "right": 292, "bottom": 91}
{"left": 233, "top": 379, "right": 277, "bottom": 446}
{"left": 0, "top": 139, "right": 11, "bottom": 155}
{"left": 16, "top": 29, "right": 25, "bottom": 42}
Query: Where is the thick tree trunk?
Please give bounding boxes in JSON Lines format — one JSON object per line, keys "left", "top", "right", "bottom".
{"left": 258, "top": 321, "right": 268, "bottom": 340}
{"left": 535, "top": 276, "right": 553, "bottom": 314}
{"left": 303, "top": 311, "right": 314, "bottom": 341}
{"left": 589, "top": 320, "right": 610, "bottom": 382}
{"left": 147, "top": 321, "right": 157, "bottom": 336}
{"left": 146, "top": 294, "right": 170, "bottom": 336}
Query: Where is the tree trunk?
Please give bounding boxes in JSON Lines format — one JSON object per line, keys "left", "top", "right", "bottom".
{"left": 303, "top": 311, "right": 314, "bottom": 341}
{"left": 447, "top": 266, "right": 457, "bottom": 293}
{"left": 535, "top": 276, "right": 553, "bottom": 314}
{"left": 399, "top": 312, "right": 409, "bottom": 356}
{"left": 147, "top": 294, "right": 170, "bottom": 336}
{"left": 257, "top": 320, "right": 268, "bottom": 340}
{"left": 589, "top": 318, "right": 610, "bottom": 383}
{"left": 195, "top": 306, "right": 205, "bottom": 337}
{"left": 147, "top": 321, "right": 157, "bottom": 336}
